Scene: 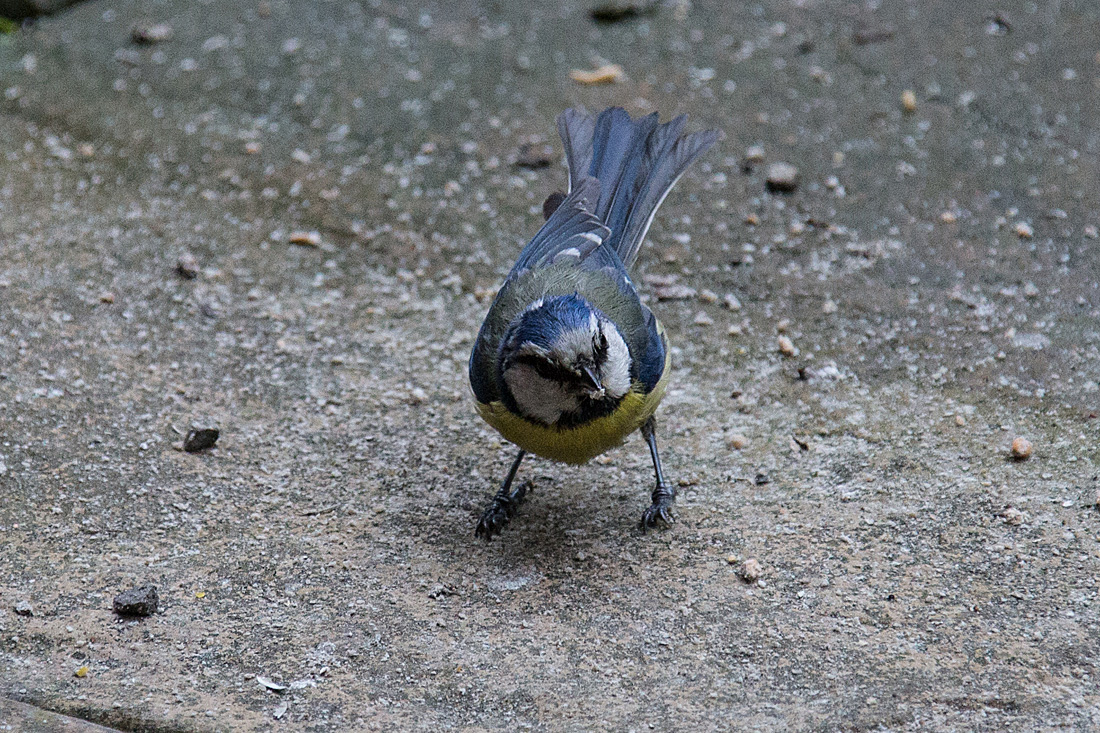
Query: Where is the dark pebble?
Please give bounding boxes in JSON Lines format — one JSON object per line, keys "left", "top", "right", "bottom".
{"left": 113, "top": 586, "right": 159, "bottom": 617}
{"left": 515, "top": 143, "right": 553, "bottom": 169}
{"left": 542, "top": 191, "right": 566, "bottom": 220}
{"left": 590, "top": 1, "right": 656, "bottom": 23}
{"left": 176, "top": 253, "right": 199, "bottom": 280}
{"left": 754, "top": 472, "right": 770, "bottom": 486}
{"left": 184, "top": 428, "right": 219, "bottom": 452}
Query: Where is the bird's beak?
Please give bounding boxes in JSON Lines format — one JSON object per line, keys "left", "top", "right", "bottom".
{"left": 579, "top": 364, "right": 604, "bottom": 397}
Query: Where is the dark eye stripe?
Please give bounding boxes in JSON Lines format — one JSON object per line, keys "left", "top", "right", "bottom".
{"left": 512, "top": 354, "right": 574, "bottom": 382}
{"left": 591, "top": 331, "right": 609, "bottom": 364}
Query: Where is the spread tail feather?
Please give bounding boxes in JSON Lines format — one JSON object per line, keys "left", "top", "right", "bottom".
{"left": 557, "top": 107, "right": 720, "bottom": 269}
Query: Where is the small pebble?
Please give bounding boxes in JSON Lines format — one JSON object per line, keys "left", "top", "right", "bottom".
{"left": 1084, "top": 225, "right": 1098, "bottom": 239}
{"left": 723, "top": 293, "right": 742, "bottom": 311}
{"left": 176, "top": 253, "right": 199, "bottom": 280}
{"left": 765, "top": 162, "right": 799, "bottom": 193}
{"left": 743, "top": 213, "right": 760, "bottom": 226}
{"left": 726, "top": 555, "right": 739, "bottom": 565}
{"left": 776, "top": 318, "right": 790, "bottom": 333}
{"left": 184, "top": 428, "right": 220, "bottom": 453}
{"left": 822, "top": 299, "right": 838, "bottom": 314}
{"left": 940, "top": 211, "right": 958, "bottom": 223}
{"left": 744, "top": 144, "right": 766, "bottom": 162}
{"left": 1014, "top": 221, "right": 1033, "bottom": 238}
{"left": 113, "top": 586, "right": 159, "bottom": 617}
{"left": 131, "top": 22, "right": 173, "bottom": 45}
{"left": 289, "top": 231, "right": 321, "bottom": 247}
{"left": 1010, "top": 437, "right": 1032, "bottom": 460}
{"left": 542, "top": 191, "right": 566, "bottom": 220}
{"left": 692, "top": 311, "right": 714, "bottom": 326}
{"left": 654, "top": 284, "right": 696, "bottom": 301}
{"left": 14, "top": 600, "right": 33, "bottom": 617}
{"left": 698, "top": 289, "right": 719, "bottom": 304}
{"left": 740, "top": 558, "right": 762, "bottom": 582}
{"left": 99, "top": 292, "right": 115, "bottom": 304}
{"left": 955, "top": 414, "right": 966, "bottom": 426}
{"left": 728, "top": 434, "right": 747, "bottom": 450}
{"left": 901, "top": 89, "right": 917, "bottom": 112}
{"left": 727, "top": 324, "right": 742, "bottom": 337}
{"left": 1003, "top": 507, "right": 1024, "bottom": 526}
{"left": 515, "top": 143, "right": 553, "bottom": 169}
{"left": 777, "top": 335, "right": 798, "bottom": 357}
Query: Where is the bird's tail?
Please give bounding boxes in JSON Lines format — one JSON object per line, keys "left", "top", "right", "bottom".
{"left": 557, "top": 107, "right": 720, "bottom": 270}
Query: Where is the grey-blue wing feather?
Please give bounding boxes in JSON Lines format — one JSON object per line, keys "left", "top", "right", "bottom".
{"left": 510, "top": 177, "right": 610, "bottom": 274}
{"left": 557, "top": 108, "right": 595, "bottom": 193}
{"left": 615, "top": 127, "right": 721, "bottom": 269}
{"left": 634, "top": 308, "right": 667, "bottom": 392}
{"left": 556, "top": 107, "right": 720, "bottom": 270}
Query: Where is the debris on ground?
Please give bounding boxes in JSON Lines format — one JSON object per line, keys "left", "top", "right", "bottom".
{"left": 113, "top": 586, "right": 159, "bottom": 617}
{"left": 183, "top": 428, "right": 220, "bottom": 453}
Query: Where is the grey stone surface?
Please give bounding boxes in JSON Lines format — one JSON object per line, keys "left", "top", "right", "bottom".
{"left": 0, "top": 0, "right": 1098, "bottom": 730}
{"left": 0, "top": 698, "right": 123, "bottom": 733}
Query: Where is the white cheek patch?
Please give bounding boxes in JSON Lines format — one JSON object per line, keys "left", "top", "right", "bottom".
{"left": 598, "top": 325, "right": 632, "bottom": 399}
{"left": 503, "top": 363, "right": 580, "bottom": 425}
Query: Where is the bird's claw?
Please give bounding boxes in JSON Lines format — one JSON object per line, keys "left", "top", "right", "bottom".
{"left": 475, "top": 481, "right": 529, "bottom": 541}
{"left": 640, "top": 483, "right": 676, "bottom": 532}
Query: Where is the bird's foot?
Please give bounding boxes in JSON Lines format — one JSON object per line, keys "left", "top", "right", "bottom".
{"left": 475, "top": 480, "right": 530, "bottom": 541}
{"left": 640, "top": 482, "right": 676, "bottom": 532}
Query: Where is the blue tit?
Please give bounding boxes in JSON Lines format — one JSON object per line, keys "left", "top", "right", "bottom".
{"left": 469, "top": 106, "right": 720, "bottom": 540}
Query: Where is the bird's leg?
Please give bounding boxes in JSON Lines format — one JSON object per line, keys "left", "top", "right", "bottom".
{"left": 475, "top": 450, "right": 529, "bottom": 541}
{"left": 639, "top": 417, "right": 676, "bottom": 531}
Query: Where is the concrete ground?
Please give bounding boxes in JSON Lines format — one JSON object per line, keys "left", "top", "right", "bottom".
{"left": 1, "top": 0, "right": 1098, "bottom": 730}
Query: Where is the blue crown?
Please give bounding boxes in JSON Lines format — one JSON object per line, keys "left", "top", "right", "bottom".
{"left": 506, "top": 294, "right": 599, "bottom": 351}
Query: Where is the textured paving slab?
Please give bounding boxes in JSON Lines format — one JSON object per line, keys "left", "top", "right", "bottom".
{"left": 1, "top": 0, "right": 1099, "bottom": 731}
{"left": 0, "top": 698, "right": 123, "bottom": 733}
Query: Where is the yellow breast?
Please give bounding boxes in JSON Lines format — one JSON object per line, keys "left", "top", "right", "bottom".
{"left": 476, "top": 370, "right": 669, "bottom": 465}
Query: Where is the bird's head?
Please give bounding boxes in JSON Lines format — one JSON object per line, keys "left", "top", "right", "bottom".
{"left": 498, "top": 294, "right": 632, "bottom": 425}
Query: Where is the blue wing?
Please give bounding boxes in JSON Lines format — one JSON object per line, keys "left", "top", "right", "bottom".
{"left": 509, "top": 177, "right": 611, "bottom": 274}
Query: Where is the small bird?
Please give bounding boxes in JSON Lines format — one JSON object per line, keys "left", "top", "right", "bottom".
{"left": 468, "top": 106, "right": 719, "bottom": 540}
